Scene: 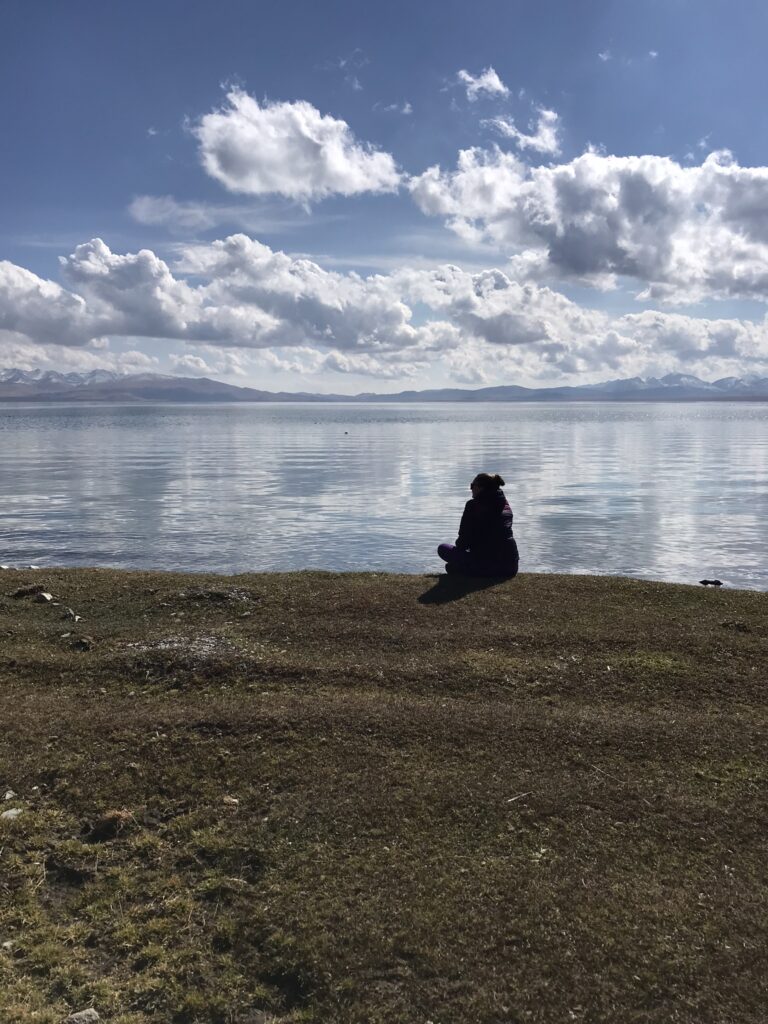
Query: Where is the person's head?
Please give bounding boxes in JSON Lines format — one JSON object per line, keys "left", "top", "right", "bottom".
{"left": 470, "top": 472, "right": 505, "bottom": 497}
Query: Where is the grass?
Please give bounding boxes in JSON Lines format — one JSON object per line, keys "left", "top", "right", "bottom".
{"left": 0, "top": 568, "right": 766, "bottom": 1023}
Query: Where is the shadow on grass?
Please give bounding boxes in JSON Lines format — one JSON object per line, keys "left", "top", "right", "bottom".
{"left": 418, "top": 573, "right": 513, "bottom": 605}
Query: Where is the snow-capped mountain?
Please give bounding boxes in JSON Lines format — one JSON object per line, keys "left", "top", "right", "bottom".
{"left": 0, "top": 367, "right": 767, "bottom": 402}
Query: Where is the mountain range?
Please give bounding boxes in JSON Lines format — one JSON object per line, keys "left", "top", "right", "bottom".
{"left": 2, "top": 367, "right": 768, "bottom": 402}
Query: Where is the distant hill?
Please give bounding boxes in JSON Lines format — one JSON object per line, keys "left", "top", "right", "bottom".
{"left": 0, "top": 369, "right": 336, "bottom": 403}
{"left": 2, "top": 367, "right": 768, "bottom": 402}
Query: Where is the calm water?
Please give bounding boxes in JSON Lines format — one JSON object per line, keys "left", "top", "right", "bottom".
{"left": 1, "top": 402, "right": 767, "bottom": 589}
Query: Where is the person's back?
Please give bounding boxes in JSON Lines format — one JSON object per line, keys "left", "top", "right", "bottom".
{"left": 438, "top": 472, "right": 519, "bottom": 578}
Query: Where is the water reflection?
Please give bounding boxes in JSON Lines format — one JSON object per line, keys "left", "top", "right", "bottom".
{"left": 0, "top": 402, "right": 766, "bottom": 589}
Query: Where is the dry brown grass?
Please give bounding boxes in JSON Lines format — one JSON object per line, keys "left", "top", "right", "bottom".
{"left": 1, "top": 568, "right": 766, "bottom": 1023}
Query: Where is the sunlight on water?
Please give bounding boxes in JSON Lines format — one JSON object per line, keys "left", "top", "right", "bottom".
{"left": 0, "top": 402, "right": 766, "bottom": 589}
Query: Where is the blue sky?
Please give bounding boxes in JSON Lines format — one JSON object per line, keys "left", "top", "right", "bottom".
{"left": 2, "top": 0, "right": 768, "bottom": 391}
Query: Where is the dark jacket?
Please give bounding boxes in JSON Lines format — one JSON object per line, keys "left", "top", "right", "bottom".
{"left": 456, "top": 488, "right": 515, "bottom": 560}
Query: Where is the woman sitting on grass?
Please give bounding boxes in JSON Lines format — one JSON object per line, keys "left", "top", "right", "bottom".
{"left": 438, "top": 472, "right": 519, "bottom": 578}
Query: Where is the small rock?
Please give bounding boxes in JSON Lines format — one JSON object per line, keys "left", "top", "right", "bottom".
{"left": 4, "top": 789, "right": 16, "bottom": 801}
{"left": 71, "top": 636, "right": 94, "bottom": 652}
{"left": 35, "top": 592, "right": 54, "bottom": 603}
{"left": 1, "top": 940, "right": 12, "bottom": 950}
{"left": 63, "top": 608, "right": 83, "bottom": 622}
{"left": 65, "top": 1011, "right": 101, "bottom": 1024}
{"left": 26, "top": 564, "right": 40, "bottom": 570}
{"left": 223, "top": 795, "right": 240, "bottom": 807}
{"left": 1, "top": 808, "right": 22, "bottom": 821}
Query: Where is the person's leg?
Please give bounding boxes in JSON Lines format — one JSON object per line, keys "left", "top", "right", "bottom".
{"left": 438, "top": 542, "right": 519, "bottom": 578}
{"left": 437, "top": 543, "right": 475, "bottom": 575}
{"left": 438, "top": 544, "right": 475, "bottom": 577}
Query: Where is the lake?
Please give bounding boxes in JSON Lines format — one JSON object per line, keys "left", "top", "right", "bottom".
{"left": 0, "top": 402, "right": 766, "bottom": 589}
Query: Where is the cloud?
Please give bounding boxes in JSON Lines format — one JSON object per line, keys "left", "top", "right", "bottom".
{"left": 60, "top": 238, "right": 204, "bottom": 339}
{"left": 0, "top": 259, "right": 99, "bottom": 346}
{"left": 317, "top": 49, "right": 368, "bottom": 73}
{"left": 2, "top": 236, "right": 768, "bottom": 385}
{"left": 409, "top": 147, "right": 768, "bottom": 302}
{"left": 193, "top": 88, "right": 400, "bottom": 201}
{"left": 169, "top": 353, "right": 216, "bottom": 375}
{"left": 320, "top": 350, "right": 422, "bottom": 379}
{"left": 390, "top": 262, "right": 768, "bottom": 380}
{"left": 128, "top": 194, "right": 319, "bottom": 235}
{"left": 381, "top": 101, "right": 413, "bottom": 115}
{"left": 484, "top": 108, "right": 561, "bottom": 156}
{"left": 0, "top": 332, "right": 160, "bottom": 375}
{"left": 129, "top": 195, "right": 219, "bottom": 232}
{"left": 175, "top": 235, "right": 464, "bottom": 363}
{"left": 457, "top": 67, "right": 510, "bottom": 102}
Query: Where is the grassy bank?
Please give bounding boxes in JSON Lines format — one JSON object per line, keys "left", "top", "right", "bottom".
{"left": 1, "top": 568, "right": 766, "bottom": 1023}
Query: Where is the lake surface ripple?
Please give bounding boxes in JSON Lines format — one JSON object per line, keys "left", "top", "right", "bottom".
{"left": 1, "top": 402, "right": 766, "bottom": 589}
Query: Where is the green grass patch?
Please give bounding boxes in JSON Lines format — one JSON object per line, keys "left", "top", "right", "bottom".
{"left": 1, "top": 568, "right": 767, "bottom": 1022}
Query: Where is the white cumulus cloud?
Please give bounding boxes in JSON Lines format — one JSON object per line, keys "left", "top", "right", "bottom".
{"left": 0, "top": 260, "right": 99, "bottom": 346}
{"left": 169, "top": 353, "right": 216, "bottom": 375}
{"left": 2, "top": 236, "right": 768, "bottom": 385}
{"left": 409, "top": 147, "right": 768, "bottom": 302}
{"left": 457, "top": 67, "right": 509, "bottom": 102}
{"left": 484, "top": 108, "right": 561, "bottom": 156}
{"left": 193, "top": 88, "right": 401, "bottom": 201}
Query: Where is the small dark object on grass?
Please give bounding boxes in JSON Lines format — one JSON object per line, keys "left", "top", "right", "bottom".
{"left": 699, "top": 579, "right": 723, "bottom": 587}
{"left": 721, "top": 619, "right": 750, "bottom": 633}
{"left": 11, "top": 584, "right": 46, "bottom": 599}
{"left": 71, "top": 636, "right": 94, "bottom": 651}
{"left": 83, "top": 808, "right": 134, "bottom": 843}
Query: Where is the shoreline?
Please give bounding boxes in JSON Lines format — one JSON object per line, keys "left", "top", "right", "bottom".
{"left": 0, "top": 564, "right": 757, "bottom": 593}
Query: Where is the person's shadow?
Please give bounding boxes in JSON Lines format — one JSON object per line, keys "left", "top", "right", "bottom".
{"left": 417, "top": 573, "right": 513, "bottom": 605}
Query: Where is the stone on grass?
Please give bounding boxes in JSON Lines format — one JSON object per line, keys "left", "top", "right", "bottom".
{"left": 35, "top": 591, "right": 54, "bottom": 603}
{"left": 71, "top": 636, "right": 94, "bottom": 651}
{"left": 4, "top": 790, "right": 16, "bottom": 801}
{"left": 65, "top": 1010, "right": 101, "bottom": 1024}
{"left": 1, "top": 808, "right": 22, "bottom": 820}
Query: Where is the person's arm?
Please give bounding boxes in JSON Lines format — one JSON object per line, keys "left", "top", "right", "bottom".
{"left": 455, "top": 500, "right": 473, "bottom": 550}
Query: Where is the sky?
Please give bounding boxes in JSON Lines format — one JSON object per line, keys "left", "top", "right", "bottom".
{"left": 3, "top": 0, "right": 768, "bottom": 392}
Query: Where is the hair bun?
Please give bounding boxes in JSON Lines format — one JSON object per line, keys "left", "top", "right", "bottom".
{"left": 473, "top": 472, "right": 505, "bottom": 490}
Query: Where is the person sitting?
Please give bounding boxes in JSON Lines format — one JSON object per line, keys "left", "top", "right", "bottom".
{"left": 437, "top": 472, "right": 519, "bottom": 578}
